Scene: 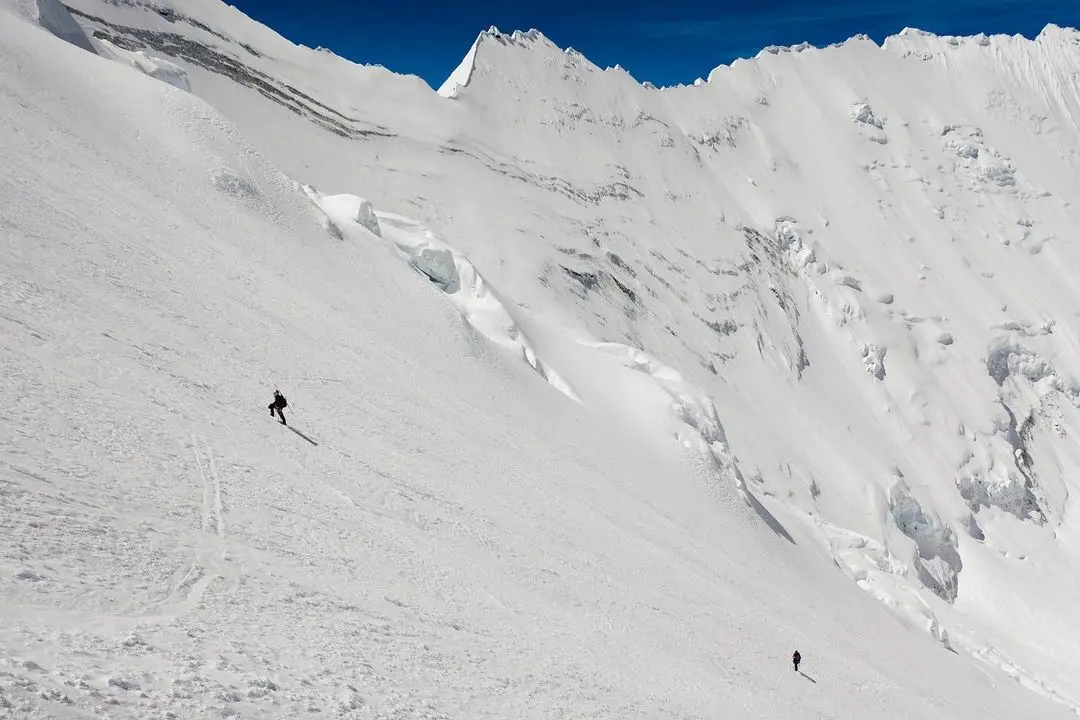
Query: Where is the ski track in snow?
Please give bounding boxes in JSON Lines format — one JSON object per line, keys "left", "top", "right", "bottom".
{"left": 192, "top": 434, "right": 224, "bottom": 537}
{"left": 3, "top": 0, "right": 1080, "bottom": 717}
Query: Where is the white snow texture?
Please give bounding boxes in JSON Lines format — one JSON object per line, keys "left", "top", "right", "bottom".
{"left": 3, "top": 1, "right": 1080, "bottom": 718}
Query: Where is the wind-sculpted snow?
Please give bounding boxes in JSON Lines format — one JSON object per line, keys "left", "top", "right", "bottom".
{"left": 307, "top": 188, "right": 581, "bottom": 402}
{"left": 95, "top": 36, "right": 190, "bottom": 90}
{"left": 7, "top": 0, "right": 1080, "bottom": 716}
{"left": 437, "top": 31, "right": 479, "bottom": 98}
{"left": 8, "top": 0, "right": 94, "bottom": 51}
{"left": 309, "top": 188, "right": 768, "bottom": 503}
{"left": 318, "top": 193, "right": 382, "bottom": 237}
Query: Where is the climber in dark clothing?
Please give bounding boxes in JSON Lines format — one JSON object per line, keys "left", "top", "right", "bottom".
{"left": 269, "top": 390, "right": 288, "bottom": 425}
{"left": 792, "top": 650, "right": 801, "bottom": 672}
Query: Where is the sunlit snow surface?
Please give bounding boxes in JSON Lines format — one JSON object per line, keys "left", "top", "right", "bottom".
{"left": 3, "top": 0, "right": 1080, "bottom": 717}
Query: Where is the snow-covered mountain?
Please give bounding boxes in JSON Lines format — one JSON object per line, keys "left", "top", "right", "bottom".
{"left": 4, "top": 0, "right": 1080, "bottom": 716}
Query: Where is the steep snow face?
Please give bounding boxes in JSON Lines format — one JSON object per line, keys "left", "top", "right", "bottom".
{"left": 421, "top": 27, "right": 1080, "bottom": 709}
{"left": 7, "top": 11, "right": 1069, "bottom": 719}
{"left": 437, "top": 29, "right": 482, "bottom": 98}
{"left": 8, "top": 0, "right": 95, "bottom": 51}
{"left": 6, "top": 0, "right": 1080, "bottom": 715}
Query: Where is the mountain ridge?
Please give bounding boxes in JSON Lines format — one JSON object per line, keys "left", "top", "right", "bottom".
{"left": 55, "top": 0, "right": 1080, "bottom": 94}
{"left": 447, "top": 22, "right": 1080, "bottom": 93}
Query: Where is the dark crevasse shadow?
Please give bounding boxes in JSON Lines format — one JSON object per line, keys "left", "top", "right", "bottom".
{"left": 799, "top": 671, "right": 817, "bottom": 683}
{"left": 288, "top": 426, "right": 318, "bottom": 446}
{"left": 743, "top": 487, "right": 795, "bottom": 544}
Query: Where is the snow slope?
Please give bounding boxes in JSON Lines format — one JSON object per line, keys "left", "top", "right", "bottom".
{"left": 3, "top": 0, "right": 1080, "bottom": 716}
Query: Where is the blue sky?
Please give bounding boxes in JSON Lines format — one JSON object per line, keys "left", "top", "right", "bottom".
{"left": 230, "top": 0, "right": 1080, "bottom": 88}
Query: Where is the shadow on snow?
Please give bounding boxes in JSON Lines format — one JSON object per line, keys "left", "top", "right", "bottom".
{"left": 745, "top": 488, "right": 795, "bottom": 544}
{"left": 287, "top": 426, "right": 318, "bottom": 446}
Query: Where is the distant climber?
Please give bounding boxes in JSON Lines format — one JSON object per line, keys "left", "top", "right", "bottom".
{"left": 792, "top": 650, "right": 801, "bottom": 672}
{"left": 268, "top": 389, "right": 288, "bottom": 425}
